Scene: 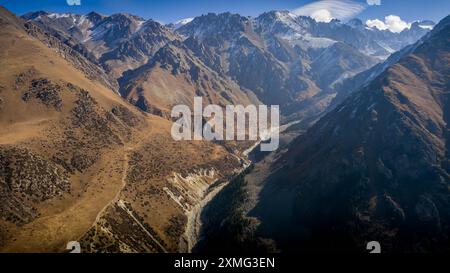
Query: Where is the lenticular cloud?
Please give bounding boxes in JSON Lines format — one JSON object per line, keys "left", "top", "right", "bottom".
{"left": 292, "top": 0, "right": 366, "bottom": 22}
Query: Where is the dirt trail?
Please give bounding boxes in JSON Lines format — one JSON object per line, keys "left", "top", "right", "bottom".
{"left": 0, "top": 130, "right": 144, "bottom": 253}
{"left": 91, "top": 148, "right": 131, "bottom": 225}
{"left": 0, "top": 118, "right": 301, "bottom": 253}
{"left": 85, "top": 142, "right": 169, "bottom": 253}
{"left": 0, "top": 149, "right": 128, "bottom": 253}
{"left": 116, "top": 200, "right": 168, "bottom": 253}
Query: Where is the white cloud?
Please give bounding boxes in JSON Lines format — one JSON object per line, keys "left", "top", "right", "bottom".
{"left": 292, "top": 0, "right": 366, "bottom": 22}
{"left": 366, "top": 0, "right": 381, "bottom": 6}
{"left": 366, "top": 18, "right": 387, "bottom": 30}
{"left": 385, "top": 15, "right": 411, "bottom": 32}
{"left": 311, "top": 9, "right": 333, "bottom": 23}
{"left": 366, "top": 15, "right": 412, "bottom": 33}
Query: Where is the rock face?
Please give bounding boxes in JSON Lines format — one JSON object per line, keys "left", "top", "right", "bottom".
{"left": 178, "top": 12, "right": 324, "bottom": 108}
{"left": 251, "top": 15, "right": 450, "bottom": 253}
{"left": 176, "top": 11, "right": 429, "bottom": 119}
{"left": 99, "top": 19, "right": 178, "bottom": 78}
{"left": 23, "top": 11, "right": 178, "bottom": 78}
{"left": 119, "top": 39, "right": 260, "bottom": 117}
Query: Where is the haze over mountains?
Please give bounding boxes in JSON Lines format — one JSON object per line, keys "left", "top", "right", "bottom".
{"left": 1, "top": 3, "right": 449, "bottom": 253}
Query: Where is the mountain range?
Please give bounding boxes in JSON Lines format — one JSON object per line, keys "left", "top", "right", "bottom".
{"left": 1, "top": 3, "right": 448, "bottom": 253}
{"left": 23, "top": 10, "right": 433, "bottom": 120}
{"left": 247, "top": 14, "right": 450, "bottom": 253}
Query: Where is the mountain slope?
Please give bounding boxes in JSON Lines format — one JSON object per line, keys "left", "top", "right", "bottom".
{"left": 250, "top": 14, "right": 450, "bottom": 253}
{"left": 99, "top": 19, "right": 178, "bottom": 78}
{"left": 178, "top": 11, "right": 435, "bottom": 119}
{"left": 23, "top": 11, "right": 178, "bottom": 78}
{"left": 120, "top": 39, "right": 260, "bottom": 117}
{"left": 331, "top": 27, "right": 436, "bottom": 110}
{"left": 0, "top": 6, "right": 244, "bottom": 253}
{"left": 24, "top": 10, "right": 431, "bottom": 123}
{"left": 22, "top": 20, "right": 119, "bottom": 92}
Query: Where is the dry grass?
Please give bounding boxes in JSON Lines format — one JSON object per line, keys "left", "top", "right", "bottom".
{"left": 0, "top": 12, "right": 246, "bottom": 253}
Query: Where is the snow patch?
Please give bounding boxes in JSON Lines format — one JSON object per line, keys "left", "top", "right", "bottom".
{"left": 282, "top": 33, "right": 336, "bottom": 49}
{"left": 419, "top": 24, "right": 434, "bottom": 30}
{"left": 172, "top": 18, "right": 194, "bottom": 29}
{"left": 135, "top": 20, "right": 146, "bottom": 32}
{"left": 48, "top": 13, "right": 72, "bottom": 19}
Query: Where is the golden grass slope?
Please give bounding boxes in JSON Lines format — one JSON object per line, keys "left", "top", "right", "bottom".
{"left": 0, "top": 6, "right": 243, "bottom": 253}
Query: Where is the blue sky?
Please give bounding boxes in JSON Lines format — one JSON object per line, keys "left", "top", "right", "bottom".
{"left": 1, "top": 0, "right": 449, "bottom": 24}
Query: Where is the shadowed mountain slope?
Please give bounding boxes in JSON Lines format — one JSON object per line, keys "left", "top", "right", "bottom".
{"left": 251, "top": 14, "right": 450, "bottom": 253}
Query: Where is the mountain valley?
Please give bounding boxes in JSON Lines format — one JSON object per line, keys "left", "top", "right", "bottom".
{"left": 0, "top": 2, "right": 448, "bottom": 254}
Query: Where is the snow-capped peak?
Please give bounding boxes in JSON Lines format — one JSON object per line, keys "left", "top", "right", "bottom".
{"left": 47, "top": 13, "right": 72, "bottom": 19}
{"left": 172, "top": 18, "right": 194, "bottom": 29}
